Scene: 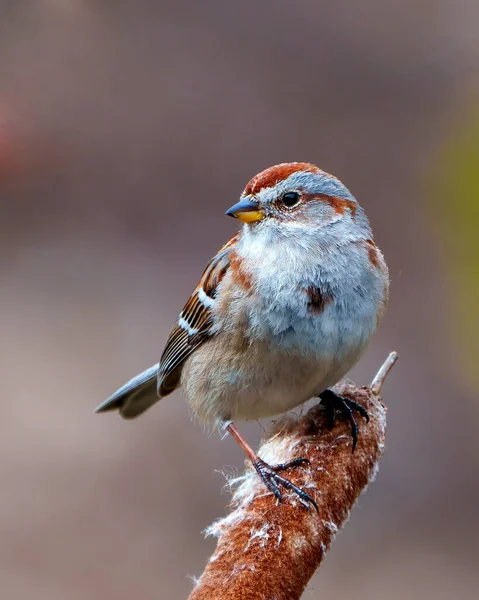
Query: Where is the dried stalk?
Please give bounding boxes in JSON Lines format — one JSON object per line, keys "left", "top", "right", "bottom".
{"left": 189, "top": 352, "right": 397, "bottom": 600}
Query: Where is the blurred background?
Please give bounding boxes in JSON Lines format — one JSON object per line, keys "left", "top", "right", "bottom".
{"left": 1, "top": 1, "right": 478, "bottom": 598}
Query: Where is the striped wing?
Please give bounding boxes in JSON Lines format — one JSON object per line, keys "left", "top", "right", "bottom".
{"left": 157, "top": 235, "right": 238, "bottom": 396}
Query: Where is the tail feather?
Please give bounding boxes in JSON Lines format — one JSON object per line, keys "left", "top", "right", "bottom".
{"left": 95, "top": 364, "right": 160, "bottom": 419}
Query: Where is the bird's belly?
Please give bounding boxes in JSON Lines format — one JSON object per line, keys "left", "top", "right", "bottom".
{"left": 227, "top": 357, "right": 329, "bottom": 421}
{"left": 181, "top": 330, "right": 365, "bottom": 425}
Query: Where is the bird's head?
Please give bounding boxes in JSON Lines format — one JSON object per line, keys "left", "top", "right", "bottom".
{"left": 226, "top": 162, "right": 362, "bottom": 232}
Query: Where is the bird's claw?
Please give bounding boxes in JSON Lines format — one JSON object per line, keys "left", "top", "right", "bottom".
{"left": 253, "top": 457, "right": 318, "bottom": 512}
{"left": 319, "top": 389, "right": 369, "bottom": 452}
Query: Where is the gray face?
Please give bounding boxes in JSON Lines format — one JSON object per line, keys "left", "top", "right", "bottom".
{"left": 255, "top": 170, "right": 357, "bottom": 204}
{"left": 234, "top": 169, "right": 373, "bottom": 253}
{"left": 247, "top": 171, "right": 357, "bottom": 229}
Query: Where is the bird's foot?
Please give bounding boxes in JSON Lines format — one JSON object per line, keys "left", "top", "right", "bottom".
{"left": 252, "top": 456, "right": 318, "bottom": 512}
{"left": 319, "top": 389, "right": 369, "bottom": 452}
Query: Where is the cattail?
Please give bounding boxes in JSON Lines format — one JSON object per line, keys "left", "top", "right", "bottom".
{"left": 189, "top": 352, "right": 397, "bottom": 600}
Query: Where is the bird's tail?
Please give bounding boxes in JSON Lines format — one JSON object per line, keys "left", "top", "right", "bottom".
{"left": 95, "top": 364, "right": 160, "bottom": 419}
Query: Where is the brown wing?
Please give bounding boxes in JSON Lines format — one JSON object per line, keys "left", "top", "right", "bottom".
{"left": 157, "top": 234, "right": 238, "bottom": 396}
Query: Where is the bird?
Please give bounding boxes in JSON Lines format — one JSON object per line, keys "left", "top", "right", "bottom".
{"left": 96, "top": 162, "right": 389, "bottom": 510}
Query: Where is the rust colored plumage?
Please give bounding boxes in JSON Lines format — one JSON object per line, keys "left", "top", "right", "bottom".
{"left": 201, "top": 234, "right": 239, "bottom": 298}
{"left": 157, "top": 235, "right": 240, "bottom": 395}
{"left": 352, "top": 239, "right": 388, "bottom": 326}
{"left": 322, "top": 194, "right": 357, "bottom": 216}
{"left": 305, "top": 285, "right": 332, "bottom": 314}
{"left": 364, "top": 239, "right": 380, "bottom": 268}
{"left": 244, "top": 162, "right": 320, "bottom": 195}
{"left": 229, "top": 249, "right": 254, "bottom": 291}
{"left": 300, "top": 192, "right": 357, "bottom": 216}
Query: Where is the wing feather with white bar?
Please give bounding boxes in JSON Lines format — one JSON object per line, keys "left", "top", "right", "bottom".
{"left": 95, "top": 235, "right": 237, "bottom": 419}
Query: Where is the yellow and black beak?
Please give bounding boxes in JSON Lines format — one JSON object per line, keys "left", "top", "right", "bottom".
{"left": 225, "top": 197, "right": 264, "bottom": 223}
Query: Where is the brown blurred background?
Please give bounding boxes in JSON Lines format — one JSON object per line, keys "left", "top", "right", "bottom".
{"left": 1, "top": 1, "right": 478, "bottom": 598}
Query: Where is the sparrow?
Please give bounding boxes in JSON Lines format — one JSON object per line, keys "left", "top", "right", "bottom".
{"left": 96, "top": 162, "right": 389, "bottom": 510}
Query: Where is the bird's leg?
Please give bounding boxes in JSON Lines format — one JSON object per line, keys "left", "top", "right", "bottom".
{"left": 319, "top": 389, "right": 369, "bottom": 452}
{"left": 225, "top": 422, "right": 318, "bottom": 512}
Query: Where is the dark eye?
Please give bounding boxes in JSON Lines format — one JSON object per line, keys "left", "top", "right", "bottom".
{"left": 281, "top": 192, "right": 301, "bottom": 209}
